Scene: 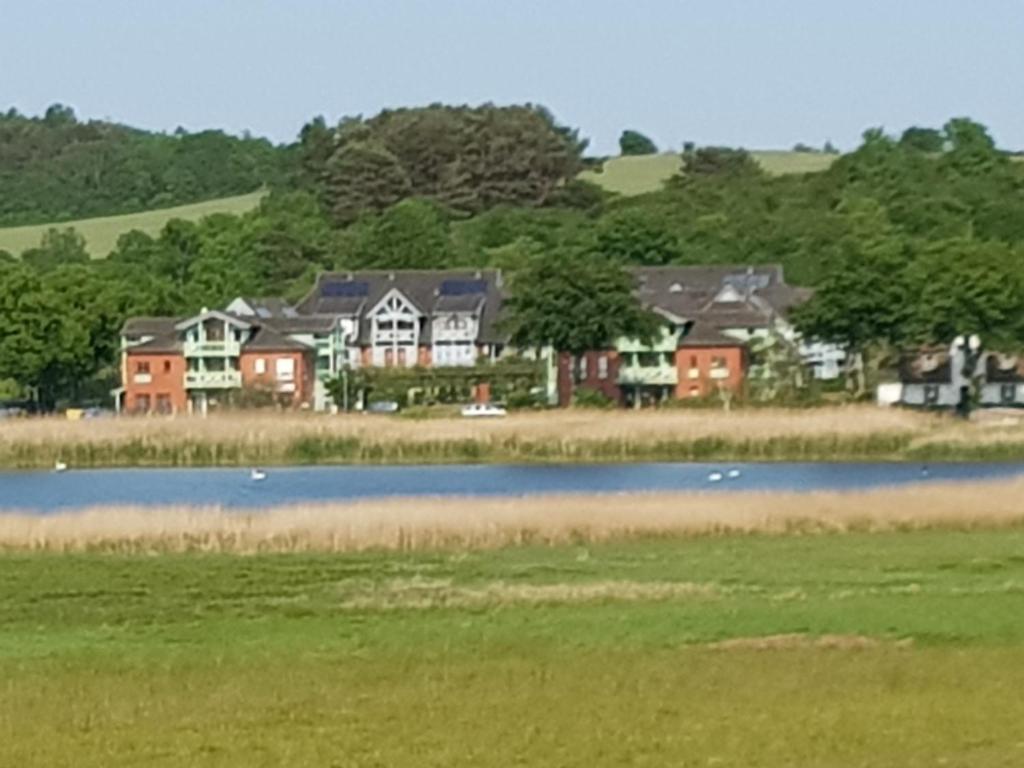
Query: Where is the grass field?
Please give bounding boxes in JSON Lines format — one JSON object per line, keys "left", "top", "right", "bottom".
{"left": 0, "top": 190, "right": 265, "bottom": 257}
{"left": 579, "top": 151, "right": 838, "bottom": 195}
{"left": 5, "top": 406, "right": 1024, "bottom": 468}
{"left": 2, "top": 522, "right": 1024, "bottom": 766}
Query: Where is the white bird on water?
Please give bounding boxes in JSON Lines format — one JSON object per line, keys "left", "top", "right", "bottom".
{"left": 707, "top": 471, "right": 724, "bottom": 483}
{"left": 727, "top": 469, "right": 742, "bottom": 479}
{"left": 54, "top": 460, "right": 68, "bottom": 473}
{"left": 250, "top": 468, "right": 267, "bottom": 482}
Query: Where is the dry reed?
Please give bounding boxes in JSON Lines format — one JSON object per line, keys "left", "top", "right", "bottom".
{"left": 0, "top": 407, "right": 928, "bottom": 446}
{"left": 0, "top": 407, "right": 958, "bottom": 468}
{"left": 3, "top": 479, "right": 1024, "bottom": 554}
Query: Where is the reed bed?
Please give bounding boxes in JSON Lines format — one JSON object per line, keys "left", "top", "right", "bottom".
{"left": 0, "top": 407, "right": 964, "bottom": 468}
{"left": 4, "top": 479, "right": 1024, "bottom": 553}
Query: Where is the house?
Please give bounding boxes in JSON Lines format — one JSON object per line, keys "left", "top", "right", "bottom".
{"left": 981, "top": 354, "right": 1024, "bottom": 407}
{"left": 897, "top": 348, "right": 958, "bottom": 408}
{"left": 560, "top": 265, "right": 819, "bottom": 406}
{"left": 118, "top": 309, "right": 319, "bottom": 415}
{"left": 118, "top": 270, "right": 511, "bottom": 414}
{"left": 675, "top": 324, "right": 746, "bottom": 400}
{"left": 294, "top": 270, "right": 507, "bottom": 369}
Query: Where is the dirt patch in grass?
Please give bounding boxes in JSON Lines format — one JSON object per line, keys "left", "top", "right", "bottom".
{"left": 708, "top": 634, "right": 914, "bottom": 651}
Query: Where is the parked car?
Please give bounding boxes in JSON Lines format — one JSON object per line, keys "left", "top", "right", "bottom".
{"left": 367, "top": 400, "right": 400, "bottom": 414}
{"left": 461, "top": 403, "right": 507, "bottom": 418}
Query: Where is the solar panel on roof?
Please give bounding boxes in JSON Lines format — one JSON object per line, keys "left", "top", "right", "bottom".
{"left": 322, "top": 281, "right": 369, "bottom": 297}
{"left": 440, "top": 279, "right": 487, "bottom": 296}
{"left": 724, "top": 273, "right": 770, "bottom": 290}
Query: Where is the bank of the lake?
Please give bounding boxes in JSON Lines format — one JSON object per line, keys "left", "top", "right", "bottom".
{"left": 3, "top": 407, "right": 1024, "bottom": 469}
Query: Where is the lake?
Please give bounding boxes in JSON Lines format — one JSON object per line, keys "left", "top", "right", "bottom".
{"left": 1, "top": 461, "right": 1023, "bottom": 514}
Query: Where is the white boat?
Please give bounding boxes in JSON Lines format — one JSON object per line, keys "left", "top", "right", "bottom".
{"left": 727, "top": 469, "right": 741, "bottom": 479}
{"left": 707, "top": 471, "right": 723, "bottom": 483}
{"left": 250, "top": 468, "right": 267, "bottom": 482}
{"left": 54, "top": 460, "right": 68, "bottom": 473}
{"left": 461, "top": 403, "right": 507, "bottom": 418}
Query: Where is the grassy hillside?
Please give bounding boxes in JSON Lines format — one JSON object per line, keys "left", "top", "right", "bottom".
{"left": 0, "top": 190, "right": 264, "bottom": 258}
{"left": 580, "top": 151, "right": 838, "bottom": 195}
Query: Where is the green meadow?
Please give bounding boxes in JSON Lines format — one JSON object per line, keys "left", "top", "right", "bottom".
{"left": 3, "top": 528, "right": 1024, "bottom": 766}
{"left": 579, "top": 150, "right": 838, "bottom": 195}
{"left": 0, "top": 190, "right": 264, "bottom": 258}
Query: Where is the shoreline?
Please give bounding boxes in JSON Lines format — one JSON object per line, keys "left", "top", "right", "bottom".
{"left": 3, "top": 479, "right": 1023, "bottom": 553}
{"left": 3, "top": 407, "right": 1024, "bottom": 468}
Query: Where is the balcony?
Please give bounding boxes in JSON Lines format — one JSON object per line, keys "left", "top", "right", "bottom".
{"left": 618, "top": 366, "right": 679, "bottom": 386}
{"left": 184, "top": 340, "right": 241, "bottom": 357}
{"left": 184, "top": 370, "right": 242, "bottom": 389}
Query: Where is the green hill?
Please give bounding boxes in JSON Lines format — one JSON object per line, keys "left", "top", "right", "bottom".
{"left": 0, "top": 191, "right": 265, "bottom": 258}
{"left": 579, "top": 151, "right": 838, "bottom": 196}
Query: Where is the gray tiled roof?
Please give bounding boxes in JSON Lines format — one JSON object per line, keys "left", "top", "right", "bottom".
{"left": 244, "top": 326, "right": 314, "bottom": 352}
{"left": 121, "top": 317, "right": 181, "bottom": 336}
{"left": 296, "top": 269, "right": 508, "bottom": 345}
{"left": 631, "top": 265, "right": 807, "bottom": 330}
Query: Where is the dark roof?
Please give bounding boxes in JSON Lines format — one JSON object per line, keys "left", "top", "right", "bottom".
{"left": 236, "top": 297, "right": 297, "bottom": 319}
{"left": 265, "top": 315, "right": 338, "bottom": 333}
{"left": 678, "top": 324, "right": 746, "bottom": 348}
{"left": 126, "top": 334, "right": 181, "bottom": 355}
{"left": 121, "top": 317, "right": 179, "bottom": 336}
{"left": 899, "top": 351, "right": 953, "bottom": 384}
{"left": 985, "top": 354, "right": 1024, "bottom": 383}
{"left": 630, "top": 265, "right": 802, "bottom": 329}
{"left": 296, "top": 269, "right": 507, "bottom": 344}
{"left": 245, "top": 326, "right": 314, "bottom": 352}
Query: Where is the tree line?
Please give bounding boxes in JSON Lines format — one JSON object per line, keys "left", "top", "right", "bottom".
{"left": 2, "top": 103, "right": 1023, "bottom": 407}
{"left": 0, "top": 104, "right": 290, "bottom": 226}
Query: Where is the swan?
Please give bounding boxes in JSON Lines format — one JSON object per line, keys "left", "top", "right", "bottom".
{"left": 707, "top": 471, "right": 724, "bottom": 483}
{"left": 54, "top": 460, "right": 68, "bottom": 473}
{"left": 250, "top": 468, "right": 267, "bottom": 482}
{"left": 727, "top": 469, "right": 741, "bottom": 479}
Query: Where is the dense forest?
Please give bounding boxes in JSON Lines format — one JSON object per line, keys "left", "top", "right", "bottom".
{"left": 0, "top": 104, "right": 289, "bottom": 226}
{"left": 1, "top": 103, "right": 1024, "bottom": 407}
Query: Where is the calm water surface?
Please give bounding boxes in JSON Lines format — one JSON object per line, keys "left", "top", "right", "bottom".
{"left": 1, "top": 462, "right": 1022, "bottom": 514}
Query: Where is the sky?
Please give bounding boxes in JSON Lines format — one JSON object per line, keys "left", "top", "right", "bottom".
{"left": 2, "top": 1, "right": 1022, "bottom": 154}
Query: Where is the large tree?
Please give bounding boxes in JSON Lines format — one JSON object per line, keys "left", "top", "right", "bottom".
{"left": 619, "top": 130, "right": 658, "bottom": 156}
{"left": 504, "top": 250, "right": 662, "bottom": 356}
{"left": 309, "top": 104, "right": 587, "bottom": 222}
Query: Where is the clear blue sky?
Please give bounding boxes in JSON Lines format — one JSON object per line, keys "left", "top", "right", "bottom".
{"left": 2, "top": 1, "right": 1021, "bottom": 154}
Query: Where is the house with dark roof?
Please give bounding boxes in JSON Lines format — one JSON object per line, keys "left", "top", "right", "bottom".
{"left": 558, "top": 265, "right": 823, "bottom": 406}
{"left": 118, "top": 269, "right": 511, "bottom": 414}
{"left": 118, "top": 307, "right": 320, "bottom": 415}
{"left": 982, "top": 354, "right": 1024, "bottom": 406}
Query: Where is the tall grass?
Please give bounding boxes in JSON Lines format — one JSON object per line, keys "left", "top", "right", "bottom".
{"left": 0, "top": 407, "right": 964, "bottom": 468}
{"left": 4, "top": 479, "right": 1023, "bottom": 553}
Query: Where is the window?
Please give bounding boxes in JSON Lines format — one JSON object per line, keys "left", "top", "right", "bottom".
{"left": 163, "top": 360, "right": 172, "bottom": 374}
{"left": 661, "top": 352, "right": 673, "bottom": 367}
{"left": 711, "top": 356, "right": 727, "bottom": 369}
{"left": 689, "top": 386, "right": 700, "bottom": 398}
{"left": 924, "top": 385, "right": 940, "bottom": 405}
{"left": 136, "top": 361, "right": 150, "bottom": 374}
{"left": 578, "top": 355, "right": 588, "bottom": 380}
{"left": 254, "top": 358, "right": 266, "bottom": 375}
{"left": 638, "top": 353, "right": 659, "bottom": 367}
{"left": 690, "top": 355, "right": 698, "bottom": 369}
{"left": 1001, "top": 384, "right": 1017, "bottom": 404}
{"left": 275, "top": 358, "right": 295, "bottom": 381}
{"left": 135, "top": 394, "right": 151, "bottom": 413}
{"left": 155, "top": 394, "right": 171, "bottom": 414}
{"left": 597, "top": 354, "right": 609, "bottom": 380}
